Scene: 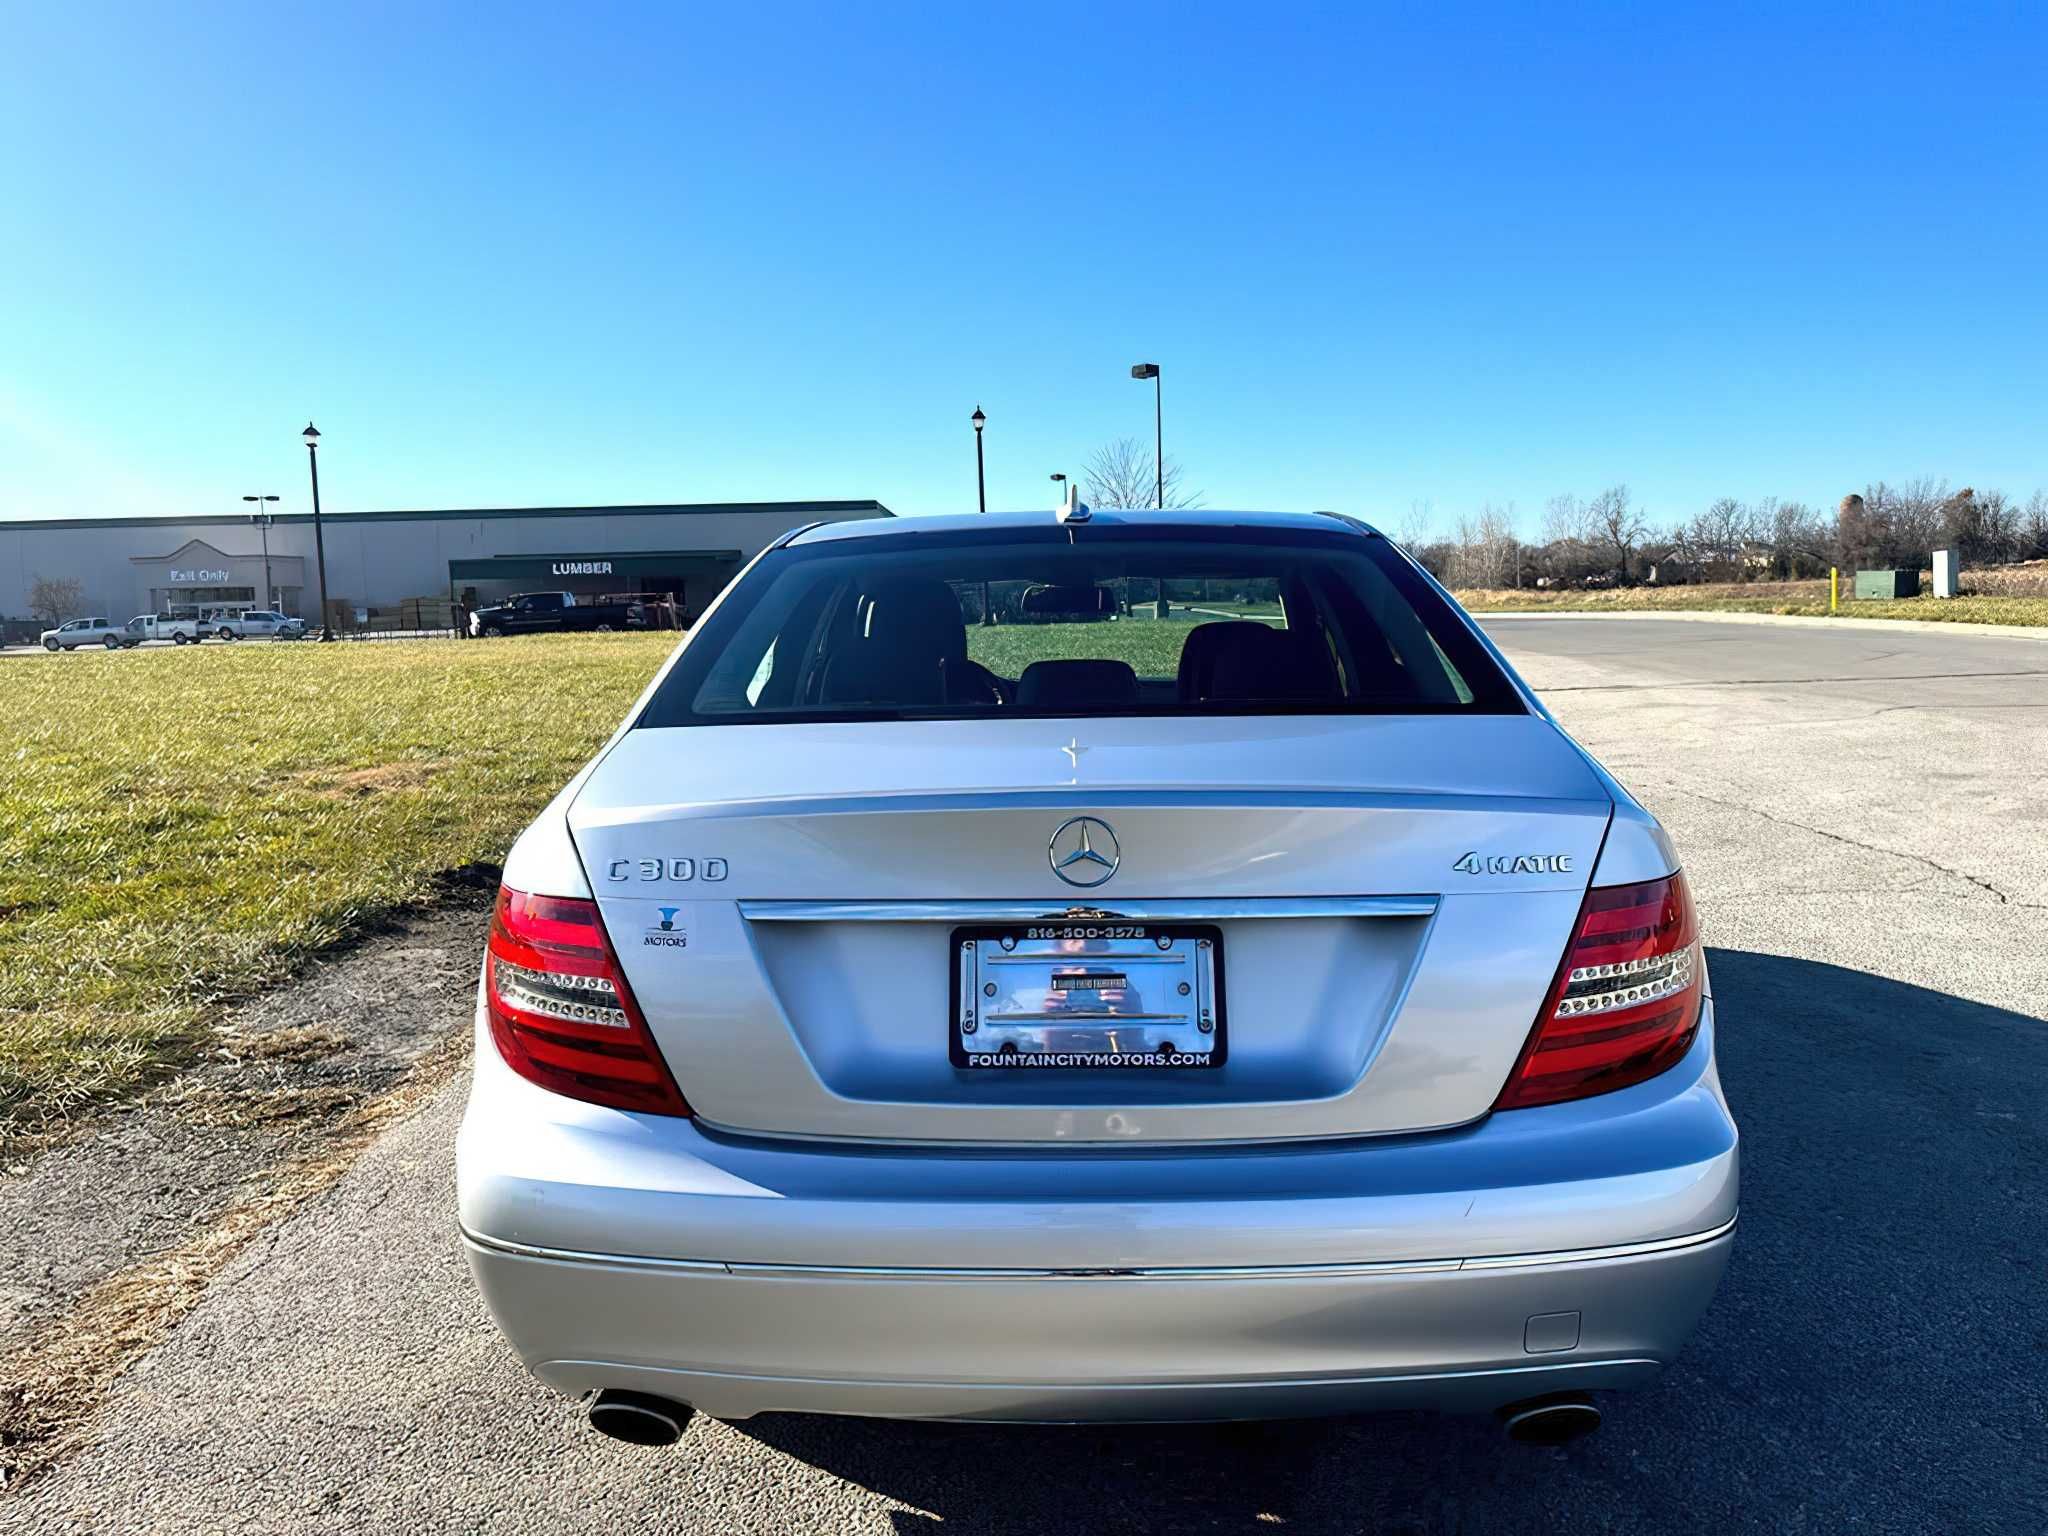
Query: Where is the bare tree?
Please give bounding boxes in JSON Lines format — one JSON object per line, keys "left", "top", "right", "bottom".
{"left": 1449, "top": 514, "right": 1479, "bottom": 587}
{"left": 1081, "top": 437, "right": 1201, "bottom": 510}
{"left": 1852, "top": 478, "right": 1948, "bottom": 568}
{"left": 1649, "top": 518, "right": 1696, "bottom": 583}
{"left": 1588, "top": 485, "right": 1646, "bottom": 580}
{"left": 1489, "top": 502, "right": 1524, "bottom": 588}
{"left": 28, "top": 575, "right": 83, "bottom": 625}
{"left": 1541, "top": 492, "right": 1590, "bottom": 547}
{"left": 1974, "top": 490, "right": 2019, "bottom": 563}
{"left": 1891, "top": 477, "right": 1948, "bottom": 557}
{"left": 1688, "top": 497, "right": 1753, "bottom": 578}
{"left": 1938, "top": 486, "right": 2024, "bottom": 565}
{"left": 1758, "top": 499, "right": 1828, "bottom": 578}
{"left": 1535, "top": 493, "right": 1601, "bottom": 586}
{"left": 1431, "top": 476, "right": 2048, "bottom": 589}
{"left": 1449, "top": 503, "right": 1519, "bottom": 589}
{"left": 2024, "top": 491, "right": 2048, "bottom": 560}
{"left": 1393, "top": 499, "right": 1437, "bottom": 552}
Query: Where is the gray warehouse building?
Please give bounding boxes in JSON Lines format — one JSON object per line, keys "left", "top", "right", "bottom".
{"left": 0, "top": 500, "right": 892, "bottom": 629}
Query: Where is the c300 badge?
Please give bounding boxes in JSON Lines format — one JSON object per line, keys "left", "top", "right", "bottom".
{"left": 606, "top": 857, "right": 727, "bottom": 883}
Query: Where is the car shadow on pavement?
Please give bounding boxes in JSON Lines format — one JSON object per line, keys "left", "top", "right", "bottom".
{"left": 732, "top": 948, "right": 2046, "bottom": 1535}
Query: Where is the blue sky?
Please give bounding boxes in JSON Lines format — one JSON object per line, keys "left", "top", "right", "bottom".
{"left": 3, "top": 2, "right": 2043, "bottom": 535}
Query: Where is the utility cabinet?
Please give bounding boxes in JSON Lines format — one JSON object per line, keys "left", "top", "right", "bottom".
{"left": 1854, "top": 569, "right": 1918, "bottom": 600}
{"left": 1932, "top": 549, "right": 1960, "bottom": 598}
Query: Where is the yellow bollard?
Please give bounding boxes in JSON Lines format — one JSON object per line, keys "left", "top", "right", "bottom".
{"left": 1830, "top": 567, "right": 1839, "bottom": 613}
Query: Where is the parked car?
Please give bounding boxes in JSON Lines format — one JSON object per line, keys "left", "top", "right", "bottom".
{"left": 40, "top": 616, "right": 138, "bottom": 651}
{"left": 468, "top": 590, "right": 647, "bottom": 637}
{"left": 125, "top": 613, "right": 206, "bottom": 645}
{"left": 212, "top": 609, "right": 306, "bottom": 640}
{"left": 458, "top": 506, "right": 1736, "bottom": 1451}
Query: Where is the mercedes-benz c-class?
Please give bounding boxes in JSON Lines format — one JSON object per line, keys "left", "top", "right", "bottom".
{"left": 457, "top": 504, "right": 1736, "bottom": 1447}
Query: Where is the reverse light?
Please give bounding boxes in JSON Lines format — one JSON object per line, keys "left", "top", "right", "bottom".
{"left": 484, "top": 885, "right": 690, "bottom": 1117}
{"left": 1494, "top": 873, "right": 1703, "bottom": 1111}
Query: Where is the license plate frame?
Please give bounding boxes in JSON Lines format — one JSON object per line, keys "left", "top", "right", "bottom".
{"left": 950, "top": 920, "right": 1225, "bottom": 1070}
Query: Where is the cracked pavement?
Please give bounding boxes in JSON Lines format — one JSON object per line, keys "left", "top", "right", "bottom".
{"left": 9, "top": 616, "right": 2046, "bottom": 1534}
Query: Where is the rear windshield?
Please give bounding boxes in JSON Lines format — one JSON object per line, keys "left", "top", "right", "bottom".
{"left": 638, "top": 523, "right": 1523, "bottom": 726}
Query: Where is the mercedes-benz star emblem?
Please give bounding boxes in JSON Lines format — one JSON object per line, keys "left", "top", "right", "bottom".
{"left": 1049, "top": 816, "right": 1121, "bottom": 888}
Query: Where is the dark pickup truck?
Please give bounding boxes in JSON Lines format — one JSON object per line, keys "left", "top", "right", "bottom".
{"left": 469, "top": 591, "right": 648, "bottom": 637}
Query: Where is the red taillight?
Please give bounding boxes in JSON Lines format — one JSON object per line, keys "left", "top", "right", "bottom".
{"left": 1494, "top": 873, "right": 1703, "bottom": 1111}
{"left": 484, "top": 885, "right": 690, "bottom": 1117}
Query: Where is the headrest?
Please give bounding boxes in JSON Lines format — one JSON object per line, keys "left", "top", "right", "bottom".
{"left": 1177, "top": 620, "right": 1338, "bottom": 703}
{"left": 819, "top": 645, "right": 946, "bottom": 706}
{"left": 1015, "top": 658, "right": 1140, "bottom": 710}
{"left": 863, "top": 579, "right": 966, "bottom": 661}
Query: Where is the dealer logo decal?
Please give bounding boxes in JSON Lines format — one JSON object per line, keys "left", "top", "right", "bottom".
{"left": 644, "top": 907, "right": 687, "bottom": 948}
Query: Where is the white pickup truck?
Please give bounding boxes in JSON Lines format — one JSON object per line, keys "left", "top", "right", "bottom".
{"left": 40, "top": 617, "right": 138, "bottom": 651}
{"left": 125, "top": 614, "right": 206, "bottom": 645}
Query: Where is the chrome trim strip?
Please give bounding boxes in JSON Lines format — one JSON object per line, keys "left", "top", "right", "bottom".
{"left": 461, "top": 1231, "right": 728, "bottom": 1272}
{"left": 720, "top": 1257, "right": 1469, "bottom": 1280}
{"left": 460, "top": 1215, "right": 1734, "bottom": 1280}
{"left": 739, "top": 895, "right": 1439, "bottom": 924}
{"left": 1456, "top": 1214, "right": 1737, "bottom": 1270}
{"left": 590, "top": 789, "right": 1603, "bottom": 823}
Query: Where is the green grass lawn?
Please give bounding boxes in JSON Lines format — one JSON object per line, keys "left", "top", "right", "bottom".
{"left": 0, "top": 635, "right": 675, "bottom": 1130}
{"left": 1452, "top": 582, "right": 2048, "bottom": 627}
{"left": 966, "top": 612, "right": 1280, "bottom": 678}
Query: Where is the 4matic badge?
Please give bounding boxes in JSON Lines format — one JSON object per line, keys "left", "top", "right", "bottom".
{"left": 643, "top": 907, "right": 688, "bottom": 949}
{"left": 1452, "top": 851, "right": 1574, "bottom": 876}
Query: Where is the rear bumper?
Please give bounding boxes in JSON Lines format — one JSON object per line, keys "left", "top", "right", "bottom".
{"left": 457, "top": 999, "right": 1737, "bottom": 1421}
{"left": 463, "top": 1224, "right": 1730, "bottom": 1421}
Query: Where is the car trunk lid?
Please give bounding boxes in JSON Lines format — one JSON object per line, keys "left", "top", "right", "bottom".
{"left": 568, "top": 715, "right": 1611, "bottom": 1144}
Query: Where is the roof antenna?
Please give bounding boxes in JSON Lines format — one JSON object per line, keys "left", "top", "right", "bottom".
{"left": 1056, "top": 482, "right": 1091, "bottom": 524}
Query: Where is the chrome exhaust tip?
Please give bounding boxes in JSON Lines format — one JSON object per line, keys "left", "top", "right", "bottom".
{"left": 589, "top": 1389, "right": 693, "bottom": 1447}
{"left": 1499, "top": 1392, "right": 1602, "bottom": 1445}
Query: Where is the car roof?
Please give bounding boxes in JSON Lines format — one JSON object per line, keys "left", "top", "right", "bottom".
{"left": 784, "top": 507, "right": 1379, "bottom": 547}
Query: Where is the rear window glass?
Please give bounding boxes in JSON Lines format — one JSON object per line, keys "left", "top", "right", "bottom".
{"left": 638, "top": 523, "right": 1522, "bottom": 726}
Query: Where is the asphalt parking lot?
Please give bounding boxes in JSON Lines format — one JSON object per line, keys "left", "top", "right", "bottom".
{"left": 12, "top": 616, "right": 2046, "bottom": 1534}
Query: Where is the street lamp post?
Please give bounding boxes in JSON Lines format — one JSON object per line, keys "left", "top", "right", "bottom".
{"left": 971, "top": 406, "right": 987, "bottom": 514}
{"left": 302, "top": 423, "right": 333, "bottom": 640}
{"left": 972, "top": 406, "right": 992, "bottom": 623}
{"left": 1131, "top": 363, "right": 1162, "bottom": 508}
{"left": 242, "top": 494, "right": 280, "bottom": 610}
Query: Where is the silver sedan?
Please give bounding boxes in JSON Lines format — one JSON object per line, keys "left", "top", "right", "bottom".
{"left": 458, "top": 507, "right": 1736, "bottom": 1449}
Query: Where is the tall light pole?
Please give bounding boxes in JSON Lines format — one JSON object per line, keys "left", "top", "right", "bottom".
{"left": 1049, "top": 472, "right": 1067, "bottom": 498}
{"left": 302, "top": 423, "right": 333, "bottom": 640}
{"left": 971, "top": 406, "right": 991, "bottom": 624}
{"left": 1131, "top": 362, "right": 1162, "bottom": 508}
{"left": 971, "top": 406, "right": 987, "bottom": 513}
{"left": 242, "top": 495, "right": 280, "bottom": 610}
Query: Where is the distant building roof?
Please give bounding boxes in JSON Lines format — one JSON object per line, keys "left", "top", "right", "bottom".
{"left": 0, "top": 500, "right": 892, "bottom": 533}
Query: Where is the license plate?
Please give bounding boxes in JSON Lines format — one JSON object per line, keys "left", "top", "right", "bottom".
{"left": 951, "top": 922, "right": 1224, "bottom": 1069}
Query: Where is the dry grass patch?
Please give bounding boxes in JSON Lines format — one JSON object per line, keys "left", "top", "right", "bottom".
{"left": 298, "top": 762, "right": 443, "bottom": 799}
{"left": 1958, "top": 559, "right": 2048, "bottom": 599}
{"left": 1452, "top": 581, "right": 2048, "bottom": 627}
{"left": 223, "top": 1023, "right": 354, "bottom": 1063}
